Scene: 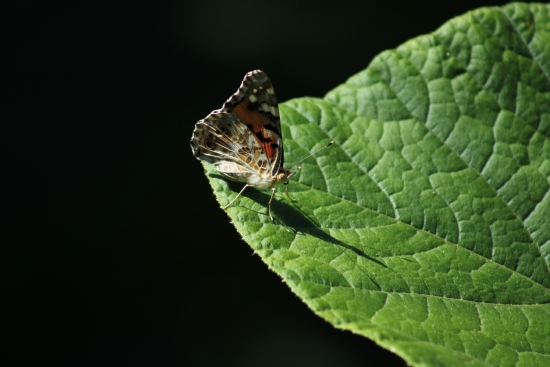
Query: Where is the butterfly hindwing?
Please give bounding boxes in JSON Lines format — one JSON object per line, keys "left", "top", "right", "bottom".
{"left": 192, "top": 111, "right": 281, "bottom": 188}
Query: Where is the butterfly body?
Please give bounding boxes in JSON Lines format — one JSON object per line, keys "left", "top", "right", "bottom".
{"left": 191, "top": 70, "right": 295, "bottom": 218}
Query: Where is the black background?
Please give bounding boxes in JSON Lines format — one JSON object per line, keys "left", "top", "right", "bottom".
{"left": 6, "top": 1, "right": 511, "bottom": 366}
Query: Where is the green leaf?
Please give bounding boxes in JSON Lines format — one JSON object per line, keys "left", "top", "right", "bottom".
{"left": 200, "top": 3, "right": 550, "bottom": 366}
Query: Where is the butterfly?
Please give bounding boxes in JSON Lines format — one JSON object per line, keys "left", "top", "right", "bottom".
{"left": 191, "top": 70, "right": 332, "bottom": 220}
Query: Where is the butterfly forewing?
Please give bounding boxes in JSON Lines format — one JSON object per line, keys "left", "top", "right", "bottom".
{"left": 221, "top": 70, "right": 284, "bottom": 176}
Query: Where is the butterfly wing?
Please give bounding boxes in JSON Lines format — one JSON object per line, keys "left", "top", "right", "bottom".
{"left": 191, "top": 112, "right": 274, "bottom": 187}
{"left": 221, "top": 70, "right": 284, "bottom": 177}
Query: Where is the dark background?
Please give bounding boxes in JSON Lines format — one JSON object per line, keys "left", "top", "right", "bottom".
{"left": 5, "top": 1, "right": 511, "bottom": 366}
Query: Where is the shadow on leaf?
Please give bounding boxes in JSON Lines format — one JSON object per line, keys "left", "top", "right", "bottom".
{"left": 216, "top": 177, "right": 388, "bottom": 290}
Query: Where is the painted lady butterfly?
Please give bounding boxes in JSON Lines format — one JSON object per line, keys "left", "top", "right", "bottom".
{"left": 191, "top": 70, "right": 331, "bottom": 220}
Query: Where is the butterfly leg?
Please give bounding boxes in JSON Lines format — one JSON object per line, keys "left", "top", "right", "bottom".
{"left": 284, "top": 182, "right": 298, "bottom": 203}
{"left": 267, "top": 187, "right": 277, "bottom": 221}
{"left": 223, "top": 184, "right": 249, "bottom": 210}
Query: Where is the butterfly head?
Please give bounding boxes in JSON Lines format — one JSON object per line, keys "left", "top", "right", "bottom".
{"left": 273, "top": 167, "right": 295, "bottom": 185}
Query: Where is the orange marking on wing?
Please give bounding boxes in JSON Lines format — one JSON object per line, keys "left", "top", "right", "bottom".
{"left": 233, "top": 103, "right": 277, "bottom": 159}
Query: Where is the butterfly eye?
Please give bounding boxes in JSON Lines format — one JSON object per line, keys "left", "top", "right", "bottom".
{"left": 204, "top": 140, "right": 215, "bottom": 149}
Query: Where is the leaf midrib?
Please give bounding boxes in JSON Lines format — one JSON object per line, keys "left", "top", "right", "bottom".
{"left": 272, "top": 244, "right": 550, "bottom": 306}
{"left": 273, "top": 168, "right": 550, "bottom": 296}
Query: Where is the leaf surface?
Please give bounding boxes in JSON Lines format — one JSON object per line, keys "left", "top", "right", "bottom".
{"left": 201, "top": 3, "right": 550, "bottom": 366}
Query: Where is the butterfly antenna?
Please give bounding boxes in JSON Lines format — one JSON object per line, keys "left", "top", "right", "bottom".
{"left": 290, "top": 141, "right": 334, "bottom": 169}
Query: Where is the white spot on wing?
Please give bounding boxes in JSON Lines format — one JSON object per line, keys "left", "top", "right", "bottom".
{"left": 261, "top": 103, "right": 269, "bottom": 112}
{"left": 267, "top": 88, "right": 274, "bottom": 95}
{"left": 249, "top": 95, "right": 257, "bottom": 103}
